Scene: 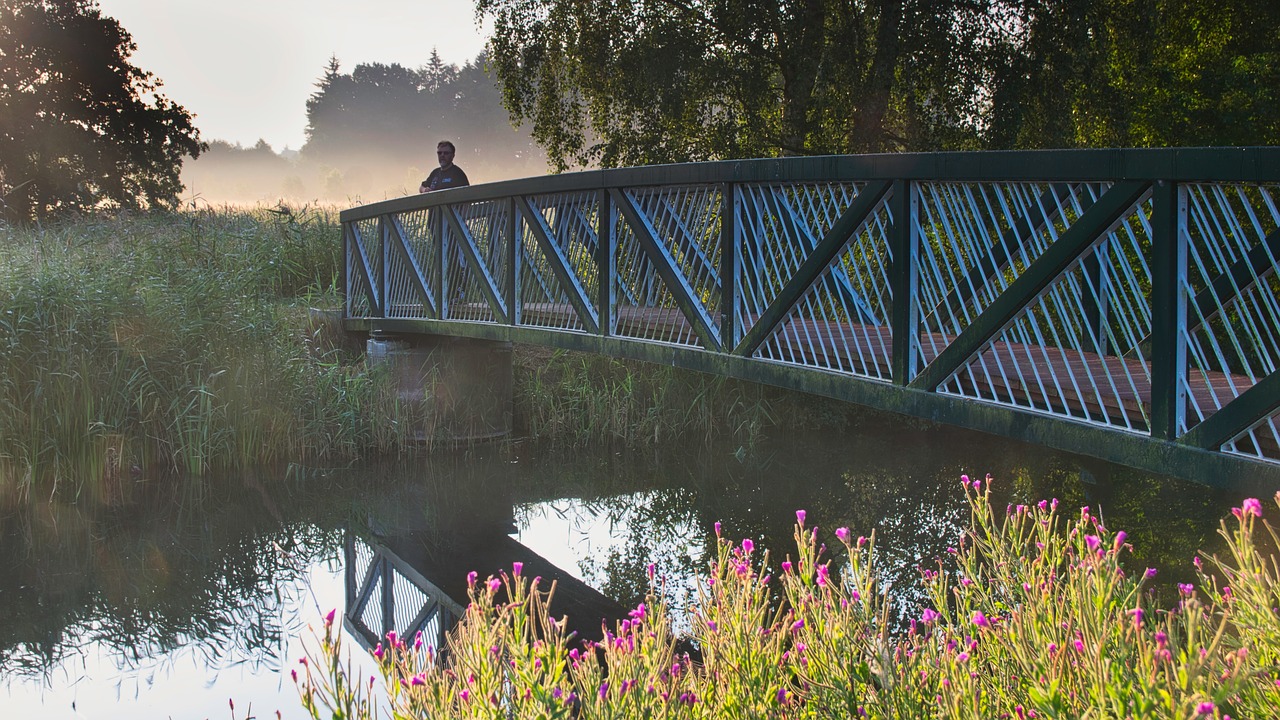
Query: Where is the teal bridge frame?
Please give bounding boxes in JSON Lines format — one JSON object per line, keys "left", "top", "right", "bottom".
{"left": 341, "top": 148, "right": 1280, "bottom": 489}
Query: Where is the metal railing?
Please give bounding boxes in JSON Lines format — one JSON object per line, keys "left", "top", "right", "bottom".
{"left": 341, "top": 148, "right": 1280, "bottom": 487}
{"left": 344, "top": 533, "right": 463, "bottom": 658}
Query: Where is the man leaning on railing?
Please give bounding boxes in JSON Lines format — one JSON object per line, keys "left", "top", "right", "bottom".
{"left": 419, "top": 140, "right": 469, "bottom": 193}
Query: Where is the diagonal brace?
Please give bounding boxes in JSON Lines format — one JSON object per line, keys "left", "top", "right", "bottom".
{"left": 909, "top": 180, "right": 1152, "bottom": 392}
{"left": 611, "top": 188, "right": 722, "bottom": 352}
{"left": 734, "top": 180, "right": 892, "bottom": 357}
{"left": 347, "top": 222, "right": 382, "bottom": 316}
{"left": 1181, "top": 372, "right": 1280, "bottom": 450}
{"left": 516, "top": 196, "right": 600, "bottom": 334}
{"left": 443, "top": 206, "right": 509, "bottom": 322}
{"left": 387, "top": 215, "right": 438, "bottom": 317}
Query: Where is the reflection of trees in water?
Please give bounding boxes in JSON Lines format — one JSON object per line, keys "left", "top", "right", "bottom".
{"left": 0, "top": 422, "right": 1243, "bottom": 680}
{"left": 515, "top": 415, "right": 1241, "bottom": 633}
{"left": 0, "top": 476, "right": 341, "bottom": 677}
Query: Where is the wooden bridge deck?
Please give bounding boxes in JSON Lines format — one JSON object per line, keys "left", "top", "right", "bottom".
{"left": 512, "top": 303, "right": 1258, "bottom": 439}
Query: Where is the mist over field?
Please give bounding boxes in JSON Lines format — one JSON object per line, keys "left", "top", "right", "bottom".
{"left": 181, "top": 134, "right": 550, "bottom": 207}
{"left": 179, "top": 53, "right": 551, "bottom": 207}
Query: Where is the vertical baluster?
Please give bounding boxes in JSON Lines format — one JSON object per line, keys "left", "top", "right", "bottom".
{"left": 597, "top": 188, "right": 615, "bottom": 337}
{"left": 891, "top": 179, "right": 920, "bottom": 386}
{"left": 1150, "top": 181, "right": 1188, "bottom": 440}
{"left": 720, "top": 182, "right": 739, "bottom": 349}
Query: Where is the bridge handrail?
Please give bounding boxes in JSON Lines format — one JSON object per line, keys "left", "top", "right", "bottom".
{"left": 341, "top": 147, "right": 1280, "bottom": 222}
{"left": 340, "top": 147, "right": 1280, "bottom": 488}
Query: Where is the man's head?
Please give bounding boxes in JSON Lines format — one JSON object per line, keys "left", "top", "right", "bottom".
{"left": 436, "top": 141, "right": 456, "bottom": 168}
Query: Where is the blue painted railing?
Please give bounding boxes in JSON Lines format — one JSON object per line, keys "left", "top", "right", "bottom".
{"left": 341, "top": 149, "right": 1280, "bottom": 487}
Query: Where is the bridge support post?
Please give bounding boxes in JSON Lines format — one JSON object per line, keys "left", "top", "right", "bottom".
{"left": 366, "top": 333, "right": 513, "bottom": 442}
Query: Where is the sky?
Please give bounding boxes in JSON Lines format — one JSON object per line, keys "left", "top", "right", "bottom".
{"left": 95, "top": 0, "right": 490, "bottom": 152}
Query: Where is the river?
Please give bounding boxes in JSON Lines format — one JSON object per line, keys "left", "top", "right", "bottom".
{"left": 0, "top": 412, "right": 1240, "bottom": 719}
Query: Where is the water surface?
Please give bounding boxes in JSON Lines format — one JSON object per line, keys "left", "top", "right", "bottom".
{"left": 0, "top": 415, "right": 1240, "bottom": 718}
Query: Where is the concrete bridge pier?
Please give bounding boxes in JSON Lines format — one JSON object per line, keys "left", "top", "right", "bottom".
{"left": 366, "top": 333, "right": 513, "bottom": 443}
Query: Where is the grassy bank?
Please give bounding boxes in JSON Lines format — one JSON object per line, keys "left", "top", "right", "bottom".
{"left": 0, "top": 208, "right": 852, "bottom": 500}
{"left": 0, "top": 208, "right": 442, "bottom": 500}
{"left": 511, "top": 345, "right": 879, "bottom": 451}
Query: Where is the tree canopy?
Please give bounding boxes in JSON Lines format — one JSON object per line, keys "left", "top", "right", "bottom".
{"left": 0, "top": 0, "right": 204, "bottom": 222}
{"left": 478, "top": 0, "right": 1280, "bottom": 169}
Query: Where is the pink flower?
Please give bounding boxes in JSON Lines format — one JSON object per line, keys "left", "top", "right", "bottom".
{"left": 1241, "top": 498, "right": 1263, "bottom": 517}
{"left": 781, "top": 561, "right": 793, "bottom": 574}
{"left": 1085, "top": 535, "right": 1101, "bottom": 551}
{"left": 972, "top": 611, "right": 991, "bottom": 629}
{"left": 1197, "top": 701, "right": 1215, "bottom": 716}
{"left": 512, "top": 561, "right": 523, "bottom": 576}
{"left": 488, "top": 578, "right": 502, "bottom": 593}
{"left": 742, "top": 538, "right": 754, "bottom": 555}
{"left": 1113, "top": 531, "right": 1127, "bottom": 552}
{"left": 324, "top": 608, "right": 336, "bottom": 628}
{"left": 836, "top": 527, "right": 850, "bottom": 543}
{"left": 961, "top": 474, "right": 970, "bottom": 487}
{"left": 921, "top": 608, "right": 940, "bottom": 624}
{"left": 796, "top": 509, "right": 807, "bottom": 526}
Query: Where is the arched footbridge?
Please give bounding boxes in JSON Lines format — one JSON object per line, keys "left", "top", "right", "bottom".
{"left": 340, "top": 148, "right": 1280, "bottom": 489}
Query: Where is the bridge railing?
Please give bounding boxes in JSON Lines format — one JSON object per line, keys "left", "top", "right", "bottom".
{"left": 341, "top": 149, "right": 1280, "bottom": 479}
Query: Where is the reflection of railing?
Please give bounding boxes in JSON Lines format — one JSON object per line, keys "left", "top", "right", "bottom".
{"left": 343, "top": 533, "right": 464, "bottom": 655}
{"left": 341, "top": 149, "right": 1280, "bottom": 486}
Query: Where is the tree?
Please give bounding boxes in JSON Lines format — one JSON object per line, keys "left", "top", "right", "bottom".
{"left": 0, "top": 0, "right": 204, "bottom": 222}
{"left": 477, "top": 0, "right": 994, "bottom": 169}
{"left": 300, "top": 52, "right": 547, "bottom": 194}
{"left": 479, "top": 0, "right": 1279, "bottom": 168}
{"left": 982, "top": 0, "right": 1280, "bottom": 149}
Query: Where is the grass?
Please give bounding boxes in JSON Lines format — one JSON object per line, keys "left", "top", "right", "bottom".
{"left": 293, "top": 478, "right": 1280, "bottom": 719}
{"left": 0, "top": 207, "right": 441, "bottom": 499}
{"left": 511, "top": 345, "right": 865, "bottom": 452}
{"left": 0, "top": 208, "right": 855, "bottom": 501}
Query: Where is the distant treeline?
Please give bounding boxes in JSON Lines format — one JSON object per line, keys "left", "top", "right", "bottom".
{"left": 182, "top": 51, "right": 549, "bottom": 205}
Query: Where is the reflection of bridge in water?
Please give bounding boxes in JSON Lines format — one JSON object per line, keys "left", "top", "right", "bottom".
{"left": 342, "top": 149, "right": 1280, "bottom": 489}
{"left": 343, "top": 529, "right": 626, "bottom": 654}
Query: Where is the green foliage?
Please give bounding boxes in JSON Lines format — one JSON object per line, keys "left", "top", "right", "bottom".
{"left": 479, "top": 0, "right": 991, "bottom": 168}
{"left": 983, "top": 0, "right": 1280, "bottom": 148}
{"left": 513, "top": 348, "right": 807, "bottom": 449}
{"left": 295, "top": 482, "right": 1280, "bottom": 719}
{"left": 0, "top": 208, "right": 437, "bottom": 494}
{"left": 478, "top": 0, "right": 1280, "bottom": 168}
{"left": 0, "top": 0, "right": 204, "bottom": 222}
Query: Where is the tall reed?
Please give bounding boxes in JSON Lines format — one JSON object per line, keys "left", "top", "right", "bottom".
{"left": 513, "top": 347, "right": 853, "bottom": 450}
{"left": 0, "top": 208, "right": 432, "bottom": 498}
